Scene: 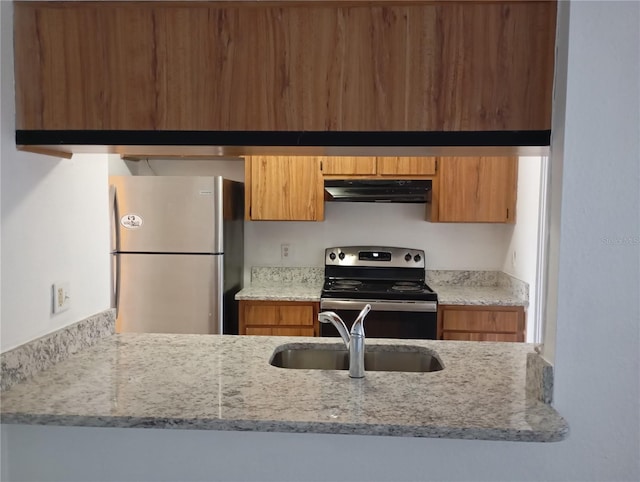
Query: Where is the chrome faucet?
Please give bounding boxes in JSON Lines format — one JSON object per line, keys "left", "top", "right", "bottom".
{"left": 318, "top": 304, "right": 371, "bottom": 378}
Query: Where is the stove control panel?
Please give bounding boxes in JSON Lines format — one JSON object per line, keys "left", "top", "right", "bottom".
{"left": 325, "top": 246, "right": 426, "bottom": 269}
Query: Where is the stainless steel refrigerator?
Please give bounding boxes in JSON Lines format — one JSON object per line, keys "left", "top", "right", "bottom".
{"left": 110, "top": 176, "right": 244, "bottom": 335}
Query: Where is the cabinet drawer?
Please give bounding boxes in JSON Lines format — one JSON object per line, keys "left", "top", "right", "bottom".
{"left": 243, "top": 304, "right": 314, "bottom": 326}
{"left": 443, "top": 332, "right": 521, "bottom": 342}
{"left": 441, "top": 309, "right": 521, "bottom": 333}
{"left": 239, "top": 301, "right": 319, "bottom": 336}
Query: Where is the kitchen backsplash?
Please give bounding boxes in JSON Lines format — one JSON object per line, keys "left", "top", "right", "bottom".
{"left": 1, "top": 309, "right": 115, "bottom": 392}
{"left": 251, "top": 267, "right": 325, "bottom": 284}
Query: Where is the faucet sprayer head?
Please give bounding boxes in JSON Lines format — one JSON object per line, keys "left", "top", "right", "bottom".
{"left": 318, "top": 311, "right": 351, "bottom": 347}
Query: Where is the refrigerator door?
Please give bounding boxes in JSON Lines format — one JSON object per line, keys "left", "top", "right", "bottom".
{"left": 110, "top": 176, "right": 222, "bottom": 254}
{"left": 115, "top": 253, "right": 223, "bottom": 334}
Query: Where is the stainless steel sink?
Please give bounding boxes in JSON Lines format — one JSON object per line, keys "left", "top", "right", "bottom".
{"left": 269, "top": 344, "right": 443, "bottom": 373}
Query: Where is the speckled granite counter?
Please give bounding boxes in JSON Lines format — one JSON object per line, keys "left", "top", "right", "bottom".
{"left": 428, "top": 270, "right": 528, "bottom": 307}
{"left": 0, "top": 334, "right": 567, "bottom": 442}
{"left": 235, "top": 283, "right": 526, "bottom": 306}
{"left": 236, "top": 266, "right": 324, "bottom": 301}
{"left": 433, "top": 285, "right": 526, "bottom": 306}
{"left": 235, "top": 282, "right": 323, "bottom": 301}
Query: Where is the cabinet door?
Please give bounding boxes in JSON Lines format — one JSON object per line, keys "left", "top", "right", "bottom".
{"left": 437, "top": 157, "right": 517, "bottom": 223}
{"left": 247, "top": 156, "right": 324, "bottom": 221}
{"left": 441, "top": 309, "right": 521, "bottom": 333}
{"left": 439, "top": 305, "right": 525, "bottom": 342}
{"left": 239, "top": 301, "right": 319, "bottom": 336}
{"left": 15, "top": 2, "right": 556, "bottom": 133}
{"left": 321, "top": 157, "right": 377, "bottom": 176}
{"left": 277, "top": 305, "right": 315, "bottom": 326}
{"left": 378, "top": 157, "right": 437, "bottom": 176}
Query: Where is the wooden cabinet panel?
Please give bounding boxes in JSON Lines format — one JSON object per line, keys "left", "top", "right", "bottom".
{"left": 277, "top": 305, "right": 315, "bottom": 326}
{"left": 378, "top": 157, "right": 437, "bottom": 176}
{"left": 436, "top": 156, "right": 517, "bottom": 223}
{"left": 443, "top": 332, "right": 521, "bottom": 342}
{"left": 441, "top": 310, "right": 520, "bottom": 333}
{"left": 271, "top": 327, "right": 315, "bottom": 337}
{"left": 244, "top": 305, "right": 278, "bottom": 325}
{"left": 322, "top": 156, "right": 436, "bottom": 178}
{"left": 245, "top": 327, "right": 273, "bottom": 336}
{"left": 15, "top": 2, "right": 556, "bottom": 133}
{"left": 239, "top": 301, "right": 319, "bottom": 336}
{"left": 321, "top": 157, "right": 377, "bottom": 176}
{"left": 246, "top": 156, "right": 324, "bottom": 221}
{"left": 246, "top": 326, "right": 315, "bottom": 336}
{"left": 439, "top": 305, "right": 525, "bottom": 342}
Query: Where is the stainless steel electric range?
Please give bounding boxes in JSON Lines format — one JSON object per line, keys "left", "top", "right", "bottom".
{"left": 320, "top": 246, "right": 438, "bottom": 339}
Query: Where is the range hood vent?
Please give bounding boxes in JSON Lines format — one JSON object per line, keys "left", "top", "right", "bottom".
{"left": 324, "top": 179, "right": 431, "bottom": 203}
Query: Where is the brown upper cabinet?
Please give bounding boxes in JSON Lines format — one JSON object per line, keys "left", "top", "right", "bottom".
{"left": 321, "top": 157, "right": 437, "bottom": 178}
{"left": 14, "top": 1, "right": 557, "bottom": 146}
{"left": 429, "top": 156, "right": 518, "bottom": 223}
{"left": 245, "top": 156, "right": 324, "bottom": 221}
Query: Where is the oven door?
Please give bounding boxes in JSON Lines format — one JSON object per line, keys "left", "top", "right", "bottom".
{"left": 319, "top": 299, "right": 437, "bottom": 340}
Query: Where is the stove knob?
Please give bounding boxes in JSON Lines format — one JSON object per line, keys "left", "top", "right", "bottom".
{"left": 414, "top": 254, "right": 422, "bottom": 262}
{"left": 329, "top": 252, "right": 336, "bottom": 261}
{"left": 404, "top": 253, "right": 412, "bottom": 262}
{"left": 338, "top": 252, "right": 346, "bottom": 260}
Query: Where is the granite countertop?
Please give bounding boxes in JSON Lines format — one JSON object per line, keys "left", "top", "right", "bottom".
{"left": 0, "top": 333, "right": 567, "bottom": 442}
{"left": 235, "top": 282, "right": 323, "bottom": 301}
{"left": 236, "top": 268, "right": 528, "bottom": 306}
{"left": 235, "top": 282, "right": 526, "bottom": 306}
{"left": 432, "top": 285, "right": 527, "bottom": 306}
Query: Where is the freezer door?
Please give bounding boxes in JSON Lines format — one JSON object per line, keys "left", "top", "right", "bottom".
{"left": 110, "top": 176, "right": 222, "bottom": 254}
{"left": 115, "top": 253, "right": 223, "bottom": 334}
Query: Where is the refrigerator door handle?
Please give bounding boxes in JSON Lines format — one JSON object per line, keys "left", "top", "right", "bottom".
{"left": 110, "top": 184, "right": 120, "bottom": 313}
{"left": 110, "top": 184, "right": 120, "bottom": 253}
{"left": 112, "top": 254, "right": 120, "bottom": 314}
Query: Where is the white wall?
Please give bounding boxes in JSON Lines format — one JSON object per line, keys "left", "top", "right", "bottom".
{"left": 502, "top": 156, "right": 543, "bottom": 342}
{"left": 245, "top": 204, "right": 511, "bottom": 272}
{"left": 0, "top": 1, "right": 111, "bottom": 351}
{"left": 2, "top": 2, "right": 639, "bottom": 481}
{"left": 112, "top": 158, "right": 513, "bottom": 280}
{"left": 545, "top": 2, "right": 640, "bottom": 479}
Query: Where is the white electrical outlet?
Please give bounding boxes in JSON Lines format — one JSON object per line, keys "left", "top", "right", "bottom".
{"left": 512, "top": 250, "right": 517, "bottom": 268}
{"left": 52, "top": 282, "right": 71, "bottom": 314}
{"left": 281, "top": 243, "right": 291, "bottom": 259}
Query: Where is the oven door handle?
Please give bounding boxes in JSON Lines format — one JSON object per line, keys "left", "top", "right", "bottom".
{"left": 320, "top": 299, "right": 437, "bottom": 313}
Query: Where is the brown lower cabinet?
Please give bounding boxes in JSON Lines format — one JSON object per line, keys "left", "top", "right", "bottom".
{"left": 239, "top": 300, "right": 319, "bottom": 336}
{"left": 439, "top": 305, "right": 526, "bottom": 342}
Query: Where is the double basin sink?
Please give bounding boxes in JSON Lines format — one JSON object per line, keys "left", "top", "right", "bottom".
{"left": 270, "top": 343, "right": 444, "bottom": 373}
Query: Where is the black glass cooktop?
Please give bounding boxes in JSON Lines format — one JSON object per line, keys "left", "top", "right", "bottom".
{"left": 321, "top": 278, "right": 438, "bottom": 302}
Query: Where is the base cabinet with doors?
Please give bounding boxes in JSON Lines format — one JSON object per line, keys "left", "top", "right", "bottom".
{"left": 239, "top": 300, "right": 319, "bottom": 336}
{"left": 438, "top": 305, "right": 526, "bottom": 342}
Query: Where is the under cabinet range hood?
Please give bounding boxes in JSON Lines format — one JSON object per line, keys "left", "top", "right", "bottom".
{"left": 324, "top": 179, "right": 431, "bottom": 203}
